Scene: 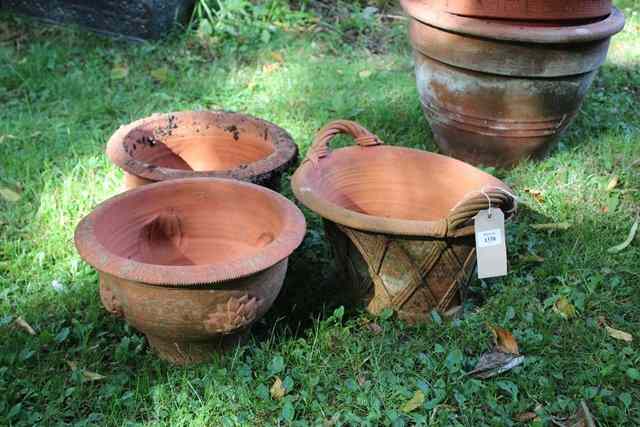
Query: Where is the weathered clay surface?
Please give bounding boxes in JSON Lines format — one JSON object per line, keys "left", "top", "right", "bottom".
{"left": 75, "top": 178, "right": 306, "bottom": 364}
{"left": 107, "top": 111, "right": 298, "bottom": 192}
{"left": 292, "top": 120, "right": 516, "bottom": 323}
{"left": 401, "top": 2, "right": 625, "bottom": 167}
{"left": 415, "top": 53, "right": 597, "bottom": 166}
{"left": 427, "top": 0, "right": 611, "bottom": 21}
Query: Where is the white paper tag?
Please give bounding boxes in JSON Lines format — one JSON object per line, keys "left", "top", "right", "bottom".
{"left": 474, "top": 209, "right": 508, "bottom": 279}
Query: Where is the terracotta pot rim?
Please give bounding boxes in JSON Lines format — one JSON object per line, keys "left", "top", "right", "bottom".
{"left": 430, "top": 0, "right": 611, "bottom": 21}
{"left": 106, "top": 110, "right": 298, "bottom": 182}
{"left": 400, "top": 0, "right": 624, "bottom": 44}
{"left": 74, "top": 178, "right": 306, "bottom": 286}
{"left": 292, "top": 145, "right": 515, "bottom": 237}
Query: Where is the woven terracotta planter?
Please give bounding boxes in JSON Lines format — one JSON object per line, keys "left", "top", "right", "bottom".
{"left": 428, "top": 0, "right": 611, "bottom": 21}
{"left": 402, "top": 0, "right": 625, "bottom": 167}
{"left": 107, "top": 111, "right": 298, "bottom": 191}
{"left": 292, "top": 121, "right": 516, "bottom": 324}
{"left": 75, "top": 178, "right": 306, "bottom": 365}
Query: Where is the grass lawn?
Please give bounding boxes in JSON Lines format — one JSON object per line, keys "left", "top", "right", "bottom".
{"left": 1, "top": 1, "right": 639, "bottom": 425}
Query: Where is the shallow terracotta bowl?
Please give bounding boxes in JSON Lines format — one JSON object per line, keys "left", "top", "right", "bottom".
{"left": 107, "top": 111, "right": 298, "bottom": 191}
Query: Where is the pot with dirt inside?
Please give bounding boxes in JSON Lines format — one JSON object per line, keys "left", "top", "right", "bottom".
{"left": 106, "top": 111, "right": 298, "bottom": 191}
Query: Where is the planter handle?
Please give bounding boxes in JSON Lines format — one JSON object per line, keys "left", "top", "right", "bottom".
{"left": 306, "top": 120, "right": 383, "bottom": 166}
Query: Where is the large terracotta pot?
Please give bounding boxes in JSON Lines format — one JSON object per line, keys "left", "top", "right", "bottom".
{"left": 292, "top": 120, "right": 516, "bottom": 324}
{"left": 106, "top": 111, "right": 298, "bottom": 191}
{"left": 75, "top": 178, "right": 306, "bottom": 365}
{"left": 428, "top": 0, "right": 611, "bottom": 21}
{"left": 401, "top": 0, "right": 625, "bottom": 167}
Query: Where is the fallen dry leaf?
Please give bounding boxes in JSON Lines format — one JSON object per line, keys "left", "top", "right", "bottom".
{"left": 82, "top": 369, "right": 106, "bottom": 382}
{"left": 531, "top": 222, "right": 572, "bottom": 231}
{"left": 443, "top": 305, "right": 463, "bottom": 320}
{"left": 515, "top": 411, "right": 538, "bottom": 422}
{"left": 67, "top": 361, "right": 106, "bottom": 382}
{"left": 554, "top": 297, "right": 576, "bottom": 320}
{"left": 468, "top": 351, "right": 525, "bottom": 379}
{"left": 524, "top": 188, "right": 545, "bottom": 203}
{"left": 400, "top": 390, "right": 425, "bottom": 413}
{"left": 367, "top": 322, "right": 383, "bottom": 334}
{"left": 150, "top": 67, "right": 169, "bottom": 83}
{"left": 270, "top": 51, "right": 284, "bottom": 63}
{"left": 605, "top": 325, "right": 633, "bottom": 342}
{"left": 262, "top": 62, "right": 281, "bottom": 74}
{"left": 488, "top": 324, "right": 519, "bottom": 355}
{"left": 358, "top": 69, "right": 372, "bottom": 79}
{"left": 270, "top": 376, "right": 286, "bottom": 400}
{"left": 552, "top": 400, "right": 596, "bottom": 427}
{"left": 110, "top": 63, "right": 129, "bottom": 80}
{"left": 14, "top": 316, "right": 36, "bottom": 335}
{"left": 606, "top": 176, "right": 619, "bottom": 192}
{"left": 607, "top": 218, "right": 638, "bottom": 254}
{"left": 520, "top": 254, "right": 545, "bottom": 263}
{"left": 0, "top": 185, "right": 21, "bottom": 202}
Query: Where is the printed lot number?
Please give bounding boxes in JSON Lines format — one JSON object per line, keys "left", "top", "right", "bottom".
{"left": 477, "top": 229, "right": 502, "bottom": 248}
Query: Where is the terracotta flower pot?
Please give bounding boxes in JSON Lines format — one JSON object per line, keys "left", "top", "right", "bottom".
{"left": 428, "top": 0, "right": 611, "bottom": 21}
{"left": 401, "top": 0, "right": 625, "bottom": 167}
{"left": 74, "top": 178, "right": 306, "bottom": 365}
{"left": 106, "top": 111, "right": 298, "bottom": 191}
{"left": 292, "top": 120, "right": 516, "bottom": 324}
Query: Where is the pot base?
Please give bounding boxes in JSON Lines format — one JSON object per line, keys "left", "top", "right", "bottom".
{"left": 325, "top": 220, "right": 475, "bottom": 324}
{"left": 146, "top": 330, "right": 251, "bottom": 365}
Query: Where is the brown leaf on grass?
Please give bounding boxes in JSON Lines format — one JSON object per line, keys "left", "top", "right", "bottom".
{"left": 367, "top": 322, "right": 383, "bottom": 334}
{"left": 520, "top": 254, "right": 545, "bottom": 263}
{"left": 270, "top": 376, "right": 286, "bottom": 400}
{"left": 270, "top": 51, "right": 284, "bottom": 63}
{"left": 358, "top": 69, "right": 372, "bottom": 79}
{"left": 605, "top": 326, "right": 633, "bottom": 342}
{"left": 515, "top": 411, "right": 538, "bottom": 422}
{"left": 553, "top": 297, "right": 576, "bottom": 320}
{"left": 552, "top": 400, "right": 596, "bottom": 427}
{"left": 531, "top": 222, "right": 572, "bottom": 231}
{"left": 488, "top": 324, "right": 519, "bottom": 355}
{"left": 524, "top": 188, "right": 545, "bottom": 203}
{"left": 443, "top": 305, "right": 463, "bottom": 320}
{"left": 597, "top": 317, "right": 633, "bottom": 342}
{"left": 400, "top": 390, "right": 425, "bottom": 413}
{"left": 150, "top": 67, "right": 169, "bottom": 83}
{"left": 606, "top": 176, "right": 619, "bottom": 192}
{"left": 467, "top": 351, "right": 525, "bottom": 379}
{"left": 607, "top": 218, "right": 638, "bottom": 254}
{"left": 0, "top": 185, "right": 21, "bottom": 202}
{"left": 82, "top": 370, "right": 106, "bottom": 382}
{"left": 110, "top": 63, "right": 129, "bottom": 80}
{"left": 262, "top": 62, "right": 281, "bottom": 74}
{"left": 14, "top": 316, "right": 36, "bottom": 335}
{"left": 67, "top": 361, "right": 106, "bottom": 382}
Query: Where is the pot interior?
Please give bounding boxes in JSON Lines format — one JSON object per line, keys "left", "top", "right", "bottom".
{"left": 123, "top": 112, "right": 276, "bottom": 172}
{"left": 303, "top": 147, "right": 507, "bottom": 222}
{"left": 93, "top": 181, "right": 288, "bottom": 266}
